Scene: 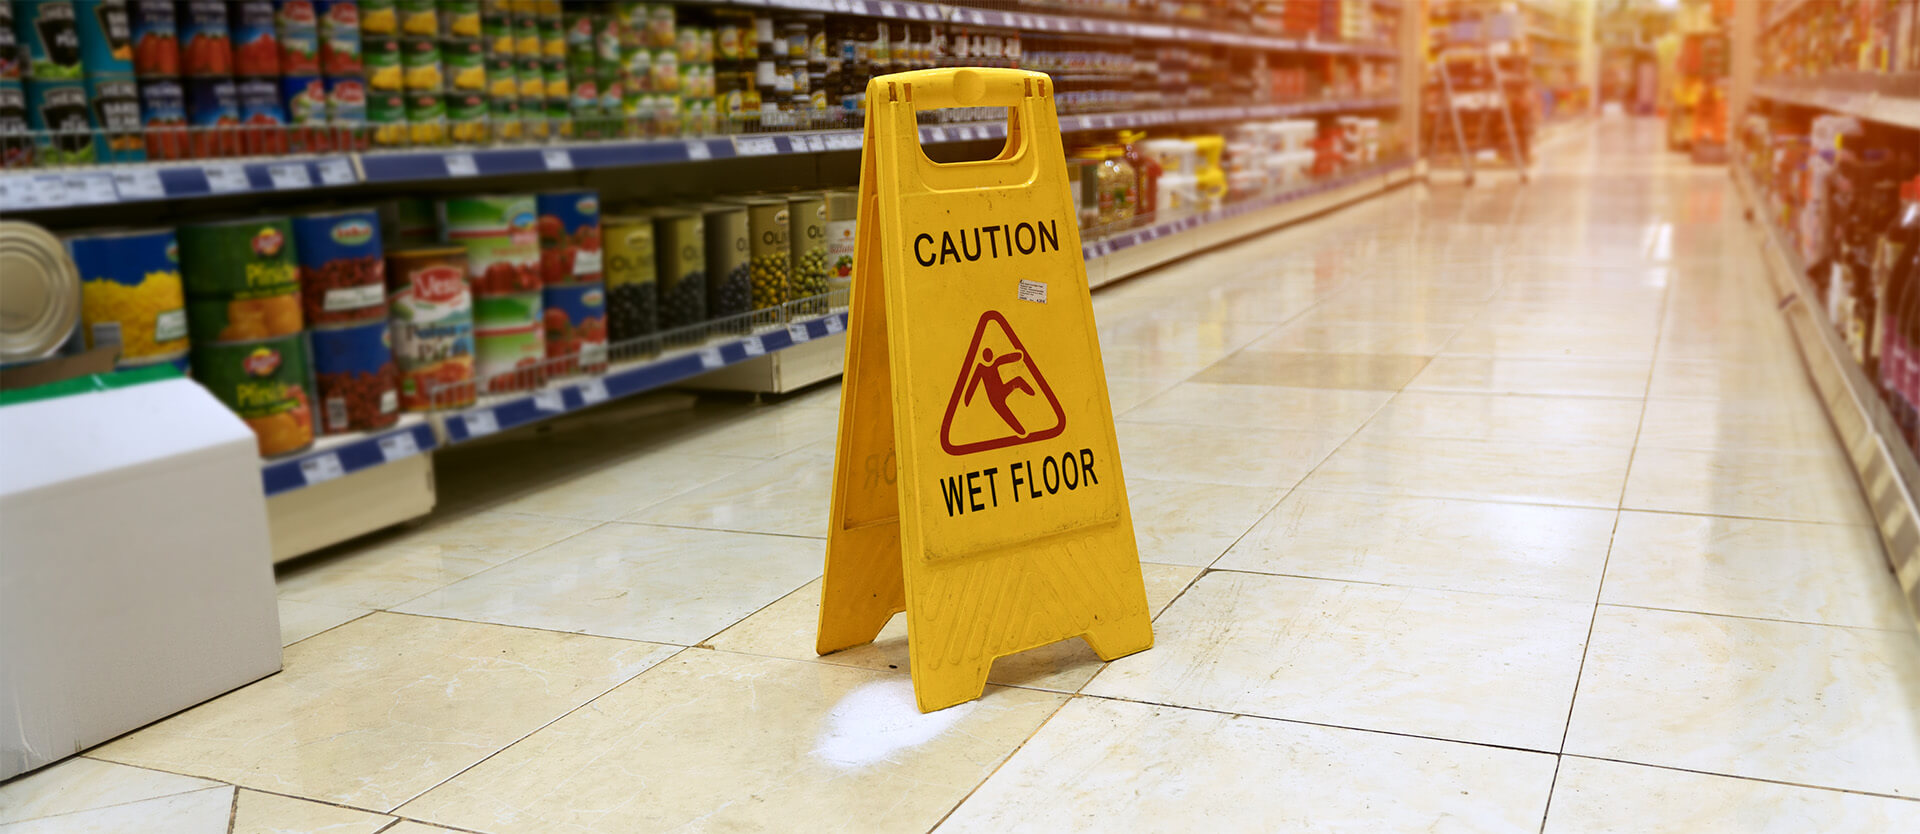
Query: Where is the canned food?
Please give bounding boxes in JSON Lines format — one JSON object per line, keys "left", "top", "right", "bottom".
{"left": 0, "top": 221, "right": 83, "bottom": 364}
{"left": 445, "top": 87, "right": 486, "bottom": 143}
{"left": 473, "top": 321, "right": 541, "bottom": 391}
{"left": 184, "top": 288, "right": 300, "bottom": 342}
{"left": 701, "top": 202, "right": 750, "bottom": 322}
{"left": 316, "top": 0, "right": 360, "bottom": 74}
{"left": 66, "top": 227, "right": 188, "bottom": 365}
{"left": 236, "top": 75, "right": 289, "bottom": 155}
{"left": 399, "top": 36, "right": 441, "bottom": 90}
{"left": 274, "top": 0, "right": 320, "bottom": 75}
{"left": 480, "top": 0, "right": 510, "bottom": 54}
{"left": 0, "top": 82, "right": 32, "bottom": 167}
{"left": 652, "top": 209, "right": 704, "bottom": 332}
{"left": 535, "top": 189, "right": 600, "bottom": 285}
{"left": 403, "top": 89, "right": 442, "bottom": 143}
{"left": 738, "top": 197, "right": 787, "bottom": 311}
{"left": 364, "top": 85, "right": 403, "bottom": 145}
{"left": 0, "top": 3, "right": 20, "bottom": 81}
{"left": 439, "top": 194, "right": 539, "bottom": 294}
{"left": 229, "top": 0, "right": 279, "bottom": 76}
{"left": 439, "top": 0, "right": 479, "bottom": 40}
{"left": 129, "top": 0, "right": 179, "bottom": 75}
{"left": 190, "top": 334, "right": 314, "bottom": 457}
{"left": 383, "top": 197, "right": 436, "bottom": 244}
{"left": 184, "top": 76, "right": 239, "bottom": 158}
{"left": 323, "top": 74, "right": 364, "bottom": 125}
{"left": 386, "top": 246, "right": 474, "bottom": 410}
{"left": 74, "top": 0, "right": 133, "bottom": 76}
{"left": 136, "top": 76, "right": 186, "bottom": 159}
{"left": 358, "top": 0, "right": 396, "bottom": 37}
{"left": 443, "top": 36, "right": 482, "bottom": 90}
{"left": 16, "top": 1, "right": 83, "bottom": 80}
{"left": 824, "top": 189, "right": 857, "bottom": 291}
{"left": 395, "top": 0, "right": 436, "bottom": 37}
{"left": 603, "top": 213, "right": 655, "bottom": 342}
{"left": 282, "top": 74, "right": 329, "bottom": 151}
{"left": 178, "top": 217, "right": 299, "bottom": 299}
{"left": 176, "top": 0, "right": 231, "bottom": 75}
{"left": 309, "top": 319, "right": 399, "bottom": 433}
{"left": 291, "top": 209, "right": 384, "bottom": 326}
{"left": 25, "top": 79, "right": 95, "bottom": 166}
{"left": 541, "top": 281, "right": 605, "bottom": 376}
{"left": 471, "top": 288, "right": 538, "bottom": 331}
{"left": 788, "top": 193, "right": 828, "bottom": 308}
{"left": 84, "top": 74, "right": 144, "bottom": 163}
{"left": 645, "top": 3, "right": 672, "bottom": 49}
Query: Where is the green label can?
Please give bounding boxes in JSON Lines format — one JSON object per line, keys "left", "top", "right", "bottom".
{"left": 184, "top": 288, "right": 302, "bottom": 343}
{"left": 739, "top": 197, "right": 787, "bottom": 310}
{"left": 470, "top": 289, "right": 539, "bottom": 329}
{"left": 178, "top": 217, "right": 299, "bottom": 298}
{"left": 701, "top": 202, "right": 750, "bottom": 320}
{"left": 787, "top": 193, "right": 827, "bottom": 305}
{"left": 190, "top": 333, "right": 316, "bottom": 457}
{"left": 651, "top": 209, "right": 704, "bottom": 331}
{"left": 473, "top": 322, "right": 543, "bottom": 391}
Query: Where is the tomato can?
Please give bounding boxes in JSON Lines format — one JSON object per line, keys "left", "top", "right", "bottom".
{"left": 316, "top": 0, "right": 360, "bottom": 74}
{"left": 541, "top": 281, "right": 605, "bottom": 377}
{"left": 84, "top": 74, "right": 145, "bottom": 163}
{"left": 386, "top": 246, "right": 474, "bottom": 410}
{"left": 535, "top": 189, "right": 601, "bottom": 285}
{"left": 25, "top": 79, "right": 95, "bottom": 166}
{"left": 67, "top": 227, "right": 189, "bottom": 365}
{"left": 603, "top": 213, "right": 656, "bottom": 342}
{"left": 190, "top": 334, "right": 315, "bottom": 457}
{"left": 136, "top": 76, "right": 186, "bottom": 159}
{"left": 17, "top": 0, "right": 83, "bottom": 80}
{"left": 74, "top": 0, "right": 134, "bottom": 76}
{"left": 229, "top": 0, "right": 279, "bottom": 75}
{"left": 323, "top": 73, "right": 363, "bottom": 122}
{"left": 309, "top": 319, "right": 399, "bottom": 433}
{"left": 183, "top": 75, "right": 238, "bottom": 156}
{"left": 237, "top": 75, "right": 289, "bottom": 154}
{"left": 439, "top": 194, "right": 539, "bottom": 294}
{"left": 292, "top": 208, "right": 384, "bottom": 326}
{"left": 473, "top": 321, "right": 542, "bottom": 392}
{"left": 176, "top": 0, "right": 232, "bottom": 75}
{"left": 281, "top": 73, "right": 324, "bottom": 122}
{"left": 129, "top": 0, "right": 179, "bottom": 75}
{"left": 274, "top": 0, "right": 320, "bottom": 74}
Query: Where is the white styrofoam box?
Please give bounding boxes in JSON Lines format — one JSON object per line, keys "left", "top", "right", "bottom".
{"left": 0, "top": 377, "right": 282, "bottom": 779}
{"left": 1140, "top": 138, "right": 1198, "bottom": 175}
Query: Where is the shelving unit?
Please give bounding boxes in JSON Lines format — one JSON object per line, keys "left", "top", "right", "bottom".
{"left": 1751, "top": 73, "right": 1920, "bottom": 132}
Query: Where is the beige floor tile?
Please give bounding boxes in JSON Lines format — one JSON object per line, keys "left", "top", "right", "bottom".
{"left": 381, "top": 824, "right": 462, "bottom": 834}
{"left": 658, "top": 404, "right": 840, "bottom": 460}
{"left": 396, "top": 651, "right": 1067, "bottom": 834}
{"left": 1194, "top": 351, "right": 1432, "bottom": 390}
{"left": 1407, "top": 355, "right": 1653, "bottom": 398}
{"left": 1124, "top": 478, "right": 1287, "bottom": 566}
{"left": 941, "top": 697, "right": 1557, "bottom": 834}
{"left": 1565, "top": 606, "right": 1920, "bottom": 797}
{"left": 1099, "top": 318, "right": 1279, "bottom": 354}
{"left": 1096, "top": 346, "right": 1226, "bottom": 381}
{"left": 276, "top": 599, "right": 367, "bottom": 646}
{"left": 1603, "top": 512, "right": 1908, "bottom": 630}
{"left": 1445, "top": 324, "right": 1659, "bottom": 361}
{"left": 622, "top": 451, "right": 832, "bottom": 538}
{"left": 0, "top": 758, "right": 220, "bottom": 825}
{"left": 1116, "top": 421, "right": 1350, "bottom": 488}
{"left": 1363, "top": 391, "right": 1644, "bottom": 447}
{"left": 1302, "top": 433, "right": 1633, "bottom": 508}
{"left": 488, "top": 451, "right": 759, "bottom": 522}
{"left": 706, "top": 564, "right": 1202, "bottom": 693}
{"left": 1103, "top": 376, "right": 1179, "bottom": 416}
{"left": 396, "top": 523, "right": 821, "bottom": 645}
{"left": 1219, "top": 490, "right": 1614, "bottom": 600}
{"left": 1243, "top": 322, "right": 1463, "bottom": 356}
{"left": 1623, "top": 447, "right": 1873, "bottom": 524}
{"left": 1083, "top": 572, "right": 1592, "bottom": 750}
{"left": 231, "top": 790, "right": 393, "bottom": 834}
{"left": 90, "top": 613, "right": 676, "bottom": 812}
{"left": 1647, "top": 358, "right": 1814, "bottom": 401}
{"left": 0, "top": 786, "right": 233, "bottom": 834}
{"left": 1636, "top": 396, "right": 1839, "bottom": 453}
{"left": 1543, "top": 757, "right": 1920, "bottom": 833}
{"left": 1121, "top": 381, "right": 1393, "bottom": 433}
{"left": 275, "top": 512, "right": 598, "bottom": 610}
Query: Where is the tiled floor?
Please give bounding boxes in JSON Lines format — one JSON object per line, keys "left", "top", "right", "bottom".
{"left": 8, "top": 120, "right": 1920, "bottom": 832}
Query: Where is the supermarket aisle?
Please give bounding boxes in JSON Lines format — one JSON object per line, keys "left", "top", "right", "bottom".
{"left": 9, "top": 119, "right": 1920, "bottom": 832}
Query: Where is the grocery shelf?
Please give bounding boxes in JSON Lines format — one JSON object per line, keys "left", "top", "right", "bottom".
{"left": 1764, "top": 0, "right": 1816, "bottom": 32}
{"left": 261, "top": 416, "right": 437, "bottom": 499}
{"left": 0, "top": 97, "right": 1399, "bottom": 212}
{"left": 1732, "top": 166, "right": 1920, "bottom": 631}
{"left": 1752, "top": 73, "right": 1920, "bottom": 131}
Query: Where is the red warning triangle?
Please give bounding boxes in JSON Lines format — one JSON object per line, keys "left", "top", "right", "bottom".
{"left": 939, "top": 311, "right": 1067, "bottom": 455}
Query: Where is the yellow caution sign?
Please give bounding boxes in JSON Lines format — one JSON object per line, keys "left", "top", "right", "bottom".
{"left": 817, "top": 68, "right": 1153, "bottom": 712}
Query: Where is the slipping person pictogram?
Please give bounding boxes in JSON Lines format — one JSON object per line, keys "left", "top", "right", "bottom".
{"left": 940, "top": 310, "right": 1066, "bottom": 455}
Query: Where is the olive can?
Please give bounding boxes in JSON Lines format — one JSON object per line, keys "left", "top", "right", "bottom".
{"left": 737, "top": 197, "right": 787, "bottom": 311}
{"left": 190, "top": 333, "right": 316, "bottom": 457}
{"left": 602, "top": 212, "right": 656, "bottom": 343}
{"left": 651, "top": 209, "right": 704, "bottom": 334}
{"left": 701, "top": 202, "right": 750, "bottom": 324}
{"left": 787, "top": 192, "right": 828, "bottom": 312}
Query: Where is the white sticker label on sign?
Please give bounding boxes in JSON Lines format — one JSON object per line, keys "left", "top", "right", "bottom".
{"left": 1017, "top": 279, "right": 1048, "bottom": 304}
{"left": 317, "top": 157, "right": 355, "bottom": 185}
{"left": 742, "top": 336, "right": 765, "bottom": 356}
{"left": 463, "top": 410, "right": 498, "bottom": 436}
{"left": 268, "top": 163, "right": 311, "bottom": 189}
{"left": 578, "top": 378, "right": 610, "bottom": 404}
{"left": 204, "top": 164, "right": 249, "bottom": 193}
{"left": 300, "top": 453, "right": 346, "bottom": 484}
{"left": 378, "top": 431, "right": 420, "bottom": 461}
{"left": 698, "top": 347, "right": 724, "bottom": 369}
{"left": 445, "top": 153, "right": 479, "bottom": 177}
{"left": 112, "top": 168, "right": 165, "bottom": 200}
{"left": 788, "top": 323, "right": 811, "bottom": 343}
{"left": 823, "top": 316, "right": 843, "bottom": 334}
{"left": 532, "top": 389, "right": 565, "bottom": 412}
{"left": 543, "top": 148, "right": 573, "bottom": 170}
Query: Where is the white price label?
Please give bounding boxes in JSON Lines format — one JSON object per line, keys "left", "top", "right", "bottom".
{"left": 444, "top": 153, "right": 479, "bottom": 177}
{"left": 879, "top": 2, "right": 896, "bottom": 16}
{"left": 686, "top": 140, "right": 712, "bottom": 160}
{"left": 299, "top": 453, "right": 346, "bottom": 484}
{"left": 823, "top": 316, "right": 843, "bottom": 334}
{"left": 698, "top": 347, "right": 724, "bottom": 369}
{"left": 742, "top": 336, "right": 765, "bottom": 356}
{"left": 788, "top": 323, "right": 811, "bottom": 343}
{"left": 66, "top": 174, "right": 118, "bottom": 205}
{"left": 532, "top": 389, "right": 565, "bottom": 412}
{"left": 378, "top": 431, "right": 420, "bottom": 461}
{"left": 204, "top": 164, "right": 249, "bottom": 193}
{"left": 824, "top": 132, "right": 862, "bottom": 151}
{"left": 542, "top": 148, "right": 573, "bottom": 170}
{"left": 112, "top": 169, "right": 165, "bottom": 200}
{"left": 803, "top": 134, "right": 826, "bottom": 152}
{"left": 578, "top": 378, "right": 609, "bottom": 404}
{"left": 267, "top": 163, "right": 311, "bottom": 189}
{"left": 317, "top": 157, "right": 355, "bottom": 185}
{"left": 927, "top": 127, "right": 948, "bottom": 143}
{"left": 463, "top": 410, "right": 498, "bottom": 436}
{"left": 733, "top": 136, "right": 778, "bottom": 156}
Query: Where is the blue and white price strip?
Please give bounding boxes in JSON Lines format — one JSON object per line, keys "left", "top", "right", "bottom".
{"left": 268, "top": 163, "right": 310, "bottom": 189}
{"left": 204, "top": 164, "right": 249, "bottom": 193}
{"left": 463, "top": 410, "right": 498, "bottom": 437}
{"left": 445, "top": 153, "right": 479, "bottom": 177}
{"left": 542, "top": 149, "right": 573, "bottom": 170}
{"left": 686, "top": 141, "right": 712, "bottom": 161}
{"left": 317, "top": 158, "right": 355, "bottom": 185}
{"left": 299, "top": 452, "right": 345, "bottom": 485}
{"left": 698, "top": 347, "right": 724, "bottom": 369}
{"left": 112, "top": 169, "right": 165, "bottom": 200}
{"left": 824, "top": 316, "right": 843, "bottom": 335}
{"left": 742, "top": 336, "right": 766, "bottom": 356}
{"left": 788, "top": 323, "right": 811, "bottom": 343}
{"left": 377, "top": 431, "right": 420, "bottom": 461}
{"left": 734, "top": 136, "right": 779, "bottom": 156}
{"left": 532, "top": 389, "right": 566, "bottom": 412}
{"left": 578, "top": 378, "right": 609, "bottom": 404}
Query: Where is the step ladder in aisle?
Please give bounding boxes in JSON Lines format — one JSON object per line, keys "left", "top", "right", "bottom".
{"left": 1430, "top": 44, "right": 1531, "bottom": 186}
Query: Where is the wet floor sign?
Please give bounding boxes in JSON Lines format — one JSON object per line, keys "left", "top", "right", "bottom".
{"left": 817, "top": 68, "right": 1153, "bottom": 712}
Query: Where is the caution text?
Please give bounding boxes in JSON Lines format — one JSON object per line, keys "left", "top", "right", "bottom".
{"left": 938, "top": 447, "right": 1100, "bottom": 517}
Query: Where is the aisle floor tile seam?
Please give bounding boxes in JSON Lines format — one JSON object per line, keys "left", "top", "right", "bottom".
{"left": 362, "top": 518, "right": 619, "bottom": 616}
